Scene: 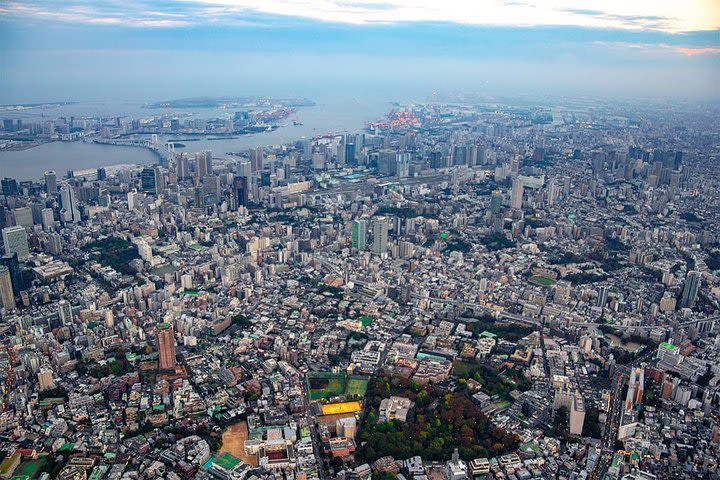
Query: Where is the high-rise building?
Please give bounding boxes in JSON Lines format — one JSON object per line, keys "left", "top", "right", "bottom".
{"left": 490, "top": 190, "right": 503, "bottom": 214}
{"left": 345, "top": 142, "right": 356, "bottom": 166}
{"left": 46, "top": 233, "right": 63, "bottom": 255}
{"left": 157, "top": 323, "right": 177, "bottom": 370}
{"left": 1, "top": 178, "right": 18, "bottom": 196}
{"left": 511, "top": 177, "right": 524, "bottom": 209}
{"left": 59, "top": 183, "right": 80, "bottom": 223}
{"left": 195, "top": 151, "right": 212, "bottom": 178}
{"left": 41, "top": 208, "right": 54, "bottom": 230}
{"left": 249, "top": 147, "right": 264, "bottom": 172}
{"left": 597, "top": 286, "right": 609, "bottom": 308}
{"left": 681, "top": 270, "right": 701, "bottom": 308}
{"left": 0, "top": 254, "right": 24, "bottom": 294}
{"left": 2, "top": 226, "right": 29, "bottom": 259}
{"left": 234, "top": 176, "right": 249, "bottom": 208}
{"left": 58, "top": 299, "right": 73, "bottom": 326}
{"left": 0, "top": 266, "right": 14, "bottom": 310}
{"left": 12, "top": 207, "right": 33, "bottom": 227}
{"left": 44, "top": 170, "right": 57, "bottom": 194}
{"left": 373, "top": 217, "right": 389, "bottom": 255}
{"left": 38, "top": 366, "right": 55, "bottom": 391}
{"left": 396, "top": 153, "right": 410, "bottom": 178}
{"left": 141, "top": 167, "right": 162, "bottom": 194}
{"left": 352, "top": 219, "right": 367, "bottom": 250}
{"left": 176, "top": 153, "right": 189, "bottom": 179}
{"left": 127, "top": 189, "right": 138, "bottom": 210}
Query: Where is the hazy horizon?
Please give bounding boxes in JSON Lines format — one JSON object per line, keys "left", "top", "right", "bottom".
{"left": 1, "top": 1, "right": 719, "bottom": 104}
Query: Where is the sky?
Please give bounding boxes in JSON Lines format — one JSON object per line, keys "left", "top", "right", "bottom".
{"left": 0, "top": 0, "right": 719, "bottom": 103}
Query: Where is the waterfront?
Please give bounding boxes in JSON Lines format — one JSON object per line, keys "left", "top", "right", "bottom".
{"left": 0, "top": 95, "right": 393, "bottom": 180}
{"left": 219, "top": 421, "right": 257, "bottom": 467}
{"left": 0, "top": 141, "right": 158, "bottom": 181}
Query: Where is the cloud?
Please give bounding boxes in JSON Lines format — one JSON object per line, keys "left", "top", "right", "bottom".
{"left": 0, "top": 1, "right": 192, "bottom": 27}
{"left": 593, "top": 41, "right": 720, "bottom": 56}
{"left": 0, "top": 0, "right": 718, "bottom": 32}
{"left": 562, "top": 8, "right": 673, "bottom": 30}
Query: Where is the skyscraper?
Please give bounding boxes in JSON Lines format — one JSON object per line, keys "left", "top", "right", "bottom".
{"left": 0, "top": 266, "right": 14, "bottom": 310}
{"left": 12, "top": 207, "right": 33, "bottom": 227}
{"left": 141, "top": 167, "right": 159, "bottom": 194}
{"left": 249, "top": 147, "right": 264, "bottom": 172}
{"left": 373, "top": 217, "right": 389, "bottom": 255}
{"left": 352, "top": 219, "right": 367, "bottom": 250}
{"left": 234, "top": 176, "right": 249, "bottom": 208}
{"left": 681, "top": 270, "right": 701, "bottom": 308}
{"left": 345, "top": 142, "right": 356, "bottom": 166}
{"left": 396, "top": 153, "right": 410, "bottom": 178}
{"left": 176, "top": 153, "right": 189, "bottom": 179}
{"left": 1, "top": 254, "right": 24, "bottom": 294}
{"left": 511, "top": 177, "right": 524, "bottom": 210}
{"left": 157, "top": 323, "right": 177, "bottom": 370}
{"left": 1, "top": 178, "right": 18, "bottom": 196}
{"left": 58, "top": 299, "right": 73, "bottom": 326}
{"left": 41, "top": 208, "right": 54, "bottom": 230}
{"left": 486, "top": 192, "right": 501, "bottom": 216}
{"left": 44, "top": 170, "right": 57, "bottom": 194}
{"left": 59, "top": 183, "right": 80, "bottom": 223}
{"left": 195, "top": 150, "right": 212, "bottom": 178}
{"left": 597, "top": 286, "right": 609, "bottom": 308}
{"left": 2, "top": 226, "right": 29, "bottom": 259}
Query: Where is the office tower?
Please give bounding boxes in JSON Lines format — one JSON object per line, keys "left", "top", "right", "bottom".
{"left": 396, "top": 153, "right": 410, "bottom": 177}
{"left": 373, "top": 217, "right": 389, "bottom": 255}
{"left": 157, "top": 323, "right": 177, "bottom": 370}
{"left": 597, "top": 286, "right": 609, "bottom": 308}
{"left": 234, "top": 176, "right": 249, "bottom": 208}
{"left": 44, "top": 170, "right": 57, "bottom": 194}
{"left": 0, "top": 254, "right": 23, "bottom": 294}
{"left": 569, "top": 395, "right": 586, "bottom": 435}
{"left": 176, "top": 153, "right": 189, "bottom": 179}
{"left": 681, "top": 270, "right": 701, "bottom": 308}
{"left": 490, "top": 190, "right": 503, "bottom": 214}
{"left": 452, "top": 144, "right": 467, "bottom": 165}
{"left": 195, "top": 150, "right": 212, "bottom": 178}
{"left": 58, "top": 299, "right": 73, "bottom": 326}
{"left": 378, "top": 150, "right": 396, "bottom": 175}
{"left": 2, "top": 226, "right": 29, "bottom": 259}
{"left": 59, "top": 183, "right": 80, "bottom": 223}
{"left": 96, "top": 167, "right": 107, "bottom": 181}
{"left": 140, "top": 167, "right": 161, "bottom": 194}
{"left": 352, "top": 219, "right": 367, "bottom": 250}
{"left": 249, "top": 147, "right": 264, "bottom": 172}
{"left": 202, "top": 175, "right": 220, "bottom": 199}
{"left": 337, "top": 138, "right": 346, "bottom": 165}
{"left": 0, "top": 266, "right": 14, "bottom": 310}
{"left": 634, "top": 366, "right": 645, "bottom": 405}
{"left": 37, "top": 208, "right": 52, "bottom": 233}
{"left": 1, "top": 178, "right": 18, "bottom": 196}
{"left": 12, "top": 207, "right": 33, "bottom": 227}
{"left": 127, "top": 189, "right": 138, "bottom": 211}
{"left": 345, "top": 142, "right": 356, "bottom": 166}
{"left": 312, "top": 152, "right": 326, "bottom": 170}
{"left": 511, "top": 177, "right": 524, "bottom": 209}
{"left": 46, "top": 233, "right": 63, "bottom": 255}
